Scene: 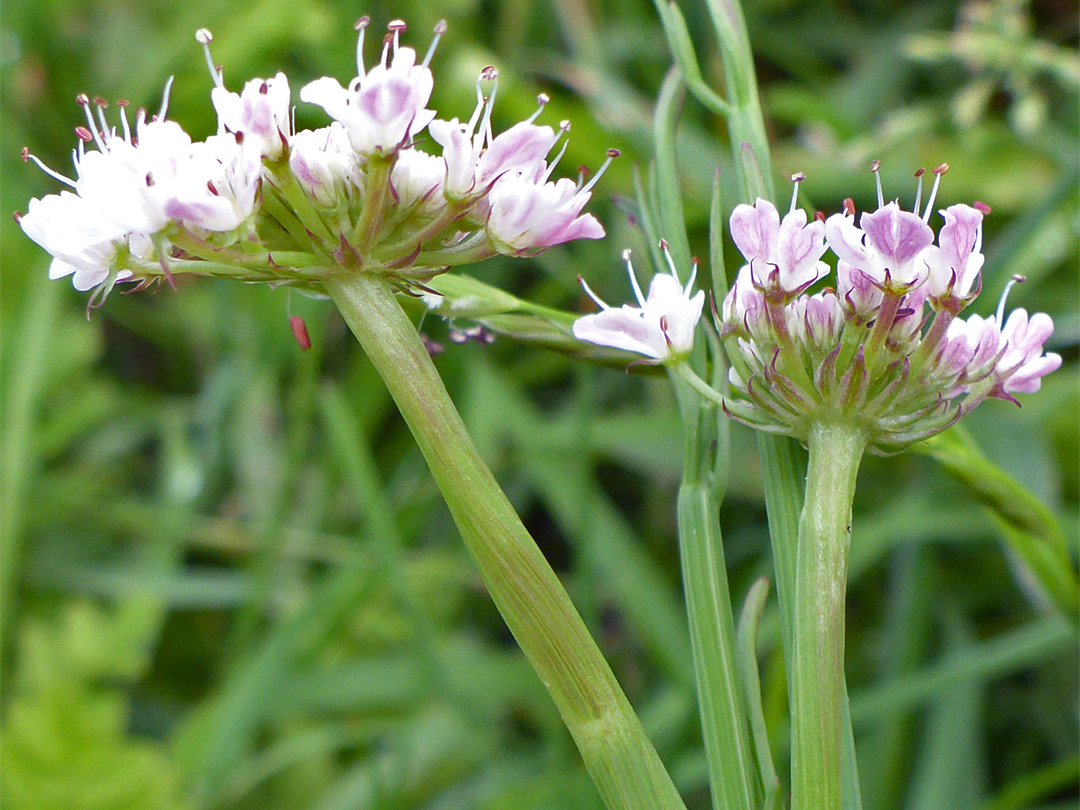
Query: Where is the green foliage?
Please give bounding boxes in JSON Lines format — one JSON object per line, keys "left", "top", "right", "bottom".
{"left": 1, "top": 0, "right": 1076, "bottom": 808}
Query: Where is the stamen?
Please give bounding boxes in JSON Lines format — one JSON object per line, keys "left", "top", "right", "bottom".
{"left": 158, "top": 75, "right": 175, "bottom": 120}
{"left": 117, "top": 101, "right": 132, "bottom": 142}
{"left": 477, "top": 68, "right": 499, "bottom": 145}
{"left": 789, "top": 171, "right": 805, "bottom": 214}
{"left": 79, "top": 95, "right": 108, "bottom": 152}
{"left": 659, "top": 238, "right": 681, "bottom": 283}
{"left": 540, "top": 122, "right": 571, "bottom": 183}
{"left": 379, "top": 35, "right": 391, "bottom": 68}
{"left": 685, "top": 257, "right": 699, "bottom": 294}
{"left": 973, "top": 200, "right": 991, "bottom": 215}
{"left": 23, "top": 147, "right": 77, "bottom": 188}
{"left": 354, "top": 16, "right": 370, "bottom": 76}
{"left": 814, "top": 211, "right": 825, "bottom": 223}
{"left": 525, "top": 93, "right": 549, "bottom": 125}
{"left": 624, "top": 249, "right": 647, "bottom": 307}
{"left": 95, "top": 104, "right": 111, "bottom": 142}
{"left": 922, "top": 162, "right": 948, "bottom": 223}
{"left": 913, "top": 167, "right": 925, "bottom": 214}
{"left": 580, "top": 148, "right": 619, "bottom": 194}
{"left": 387, "top": 19, "right": 406, "bottom": 54}
{"left": 575, "top": 164, "right": 590, "bottom": 190}
{"left": 843, "top": 197, "right": 856, "bottom": 217}
{"left": 870, "top": 159, "right": 883, "bottom": 208}
{"left": 995, "top": 274, "right": 1026, "bottom": 323}
{"left": 75, "top": 126, "right": 93, "bottom": 141}
{"left": 422, "top": 19, "right": 447, "bottom": 68}
{"left": 578, "top": 274, "right": 610, "bottom": 310}
{"left": 13, "top": 211, "right": 23, "bottom": 224}
{"left": 195, "top": 29, "right": 224, "bottom": 88}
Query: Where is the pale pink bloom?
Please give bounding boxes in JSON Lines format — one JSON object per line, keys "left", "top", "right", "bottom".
{"left": 390, "top": 148, "right": 446, "bottom": 214}
{"left": 730, "top": 197, "right": 828, "bottom": 293}
{"left": 924, "top": 204, "right": 985, "bottom": 301}
{"left": 289, "top": 123, "right": 362, "bottom": 206}
{"left": 825, "top": 202, "right": 934, "bottom": 287}
{"left": 721, "top": 265, "right": 768, "bottom": 339}
{"left": 787, "top": 291, "right": 844, "bottom": 351}
{"left": 300, "top": 25, "right": 436, "bottom": 157}
{"left": 573, "top": 248, "right": 704, "bottom": 361}
{"left": 212, "top": 72, "right": 292, "bottom": 160}
{"left": 486, "top": 174, "right": 604, "bottom": 254}
{"left": 997, "top": 309, "right": 1061, "bottom": 394}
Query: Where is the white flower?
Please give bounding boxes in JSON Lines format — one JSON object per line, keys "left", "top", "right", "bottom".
{"left": 18, "top": 192, "right": 140, "bottom": 291}
{"left": 289, "top": 123, "right": 362, "bottom": 206}
{"left": 573, "top": 246, "right": 704, "bottom": 362}
{"left": 390, "top": 148, "right": 446, "bottom": 214}
{"left": 300, "top": 20, "right": 437, "bottom": 157}
{"left": 211, "top": 72, "right": 292, "bottom": 160}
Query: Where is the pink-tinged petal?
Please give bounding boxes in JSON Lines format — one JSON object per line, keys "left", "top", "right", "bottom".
{"left": 730, "top": 198, "right": 780, "bottom": 263}
{"left": 859, "top": 202, "right": 934, "bottom": 274}
{"left": 1005, "top": 353, "right": 1061, "bottom": 394}
{"left": 573, "top": 309, "right": 666, "bottom": 358}
{"left": 937, "top": 204, "right": 983, "bottom": 270}
{"left": 824, "top": 213, "right": 868, "bottom": 268}
{"left": 300, "top": 77, "right": 350, "bottom": 118}
{"left": 777, "top": 209, "right": 826, "bottom": 288}
{"left": 478, "top": 122, "right": 557, "bottom": 186}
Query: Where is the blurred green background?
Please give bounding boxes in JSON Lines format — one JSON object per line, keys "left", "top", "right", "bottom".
{"left": 1, "top": 0, "right": 1077, "bottom": 808}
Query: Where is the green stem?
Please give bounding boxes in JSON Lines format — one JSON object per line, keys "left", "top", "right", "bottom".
{"left": 790, "top": 422, "right": 866, "bottom": 810}
{"left": 673, "top": 374, "right": 758, "bottom": 810}
{"left": 325, "top": 272, "right": 687, "bottom": 810}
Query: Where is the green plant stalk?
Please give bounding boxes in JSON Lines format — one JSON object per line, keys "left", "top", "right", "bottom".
{"left": 326, "top": 271, "right": 687, "bottom": 810}
{"left": 790, "top": 422, "right": 866, "bottom": 810}
{"left": 672, "top": 374, "right": 758, "bottom": 810}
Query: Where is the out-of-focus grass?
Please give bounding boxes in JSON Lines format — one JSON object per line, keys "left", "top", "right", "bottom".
{"left": 1, "top": 1, "right": 1076, "bottom": 808}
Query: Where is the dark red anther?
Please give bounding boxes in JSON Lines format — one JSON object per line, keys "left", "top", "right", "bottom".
{"left": 93, "top": 95, "right": 108, "bottom": 107}
{"left": 145, "top": 171, "right": 155, "bottom": 187}
{"left": 76, "top": 93, "right": 90, "bottom": 106}
{"left": 207, "top": 180, "right": 219, "bottom": 196}
{"left": 354, "top": 15, "right": 370, "bottom": 30}
{"left": 607, "top": 148, "right": 621, "bottom": 158}
{"left": 116, "top": 99, "right": 130, "bottom": 107}
{"left": 290, "top": 316, "right": 312, "bottom": 350}
{"left": 814, "top": 210, "right": 826, "bottom": 222}
{"left": 973, "top": 201, "right": 991, "bottom": 215}
{"left": 13, "top": 210, "right": 23, "bottom": 223}
{"left": 843, "top": 197, "right": 856, "bottom": 216}
{"left": 577, "top": 165, "right": 591, "bottom": 179}
{"left": 259, "top": 81, "right": 269, "bottom": 95}
{"left": 914, "top": 167, "right": 926, "bottom": 178}
{"left": 75, "top": 126, "right": 93, "bottom": 141}
{"left": 20, "top": 146, "right": 29, "bottom": 161}
{"left": 933, "top": 162, "right": 949, "bottom": 176}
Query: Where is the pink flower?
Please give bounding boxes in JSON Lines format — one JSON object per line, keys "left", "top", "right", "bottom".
{"left": 924, "top": 203, "right": 985, "bottom": 302}
{"left": 486, "top": 174, "right": 604, "bottom": 254}
{"left": 825, "top": 202, "right": 934, "bottom": 288}
{"left": 300, "top": 20, "right": 437, "bottom": 157}
{"left": 997, "top": 309, "right": 1061, "bottom": 394}
{"left": 211, "top": 72, "right": 292, "bottom": 160}
{"left": 730, "top": 197, "right": 828, "bottom": 294}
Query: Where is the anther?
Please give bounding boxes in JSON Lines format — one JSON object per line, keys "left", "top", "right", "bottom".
{"left": 434, "top": 19, "right": 448, "bottom": 34}
{"left": 75, "top": 126, "right": 93, "bottom": 141}
{"left": 481, "top": 65, "right": 499, "bottom": 82}
{"left": 259, "top": 81, "right": 269, "bottom": 94}
{"left": 13, "top": 211, "right": 23, "bottom": 224}
{"left": 207, "top": 180, "right": 219, "bottom": 196}
{"left": 116, "top": 99, "right": 129, "bottom": 106}
{"left": 195, "top": 28, "right": 213, "bottom": 44}
{"left": 922, "top": 162, "right": 949, "bottom": 223}
{"left": 973, "top": 201, "right": 991, "bottom": 215}
{"left": 387, "top": 19, "right": 407, "bottom": 32}
{"left": 354, "top": 16, "right": 370, "bottom": 30}
{"left": 814, "top": 211, "right": 825, "bottom": 222}
{"left": 76, "top": 93, "right": 90, "bottom": 106}
{"left": 789, "top": 171, "right": 805, "bottom": 214}
{"left": 843, "top": 197, "right": 856, "bottom": 217}
{"left": 93, "top": 96, "right": 108, "bottom": 108}
{"left": 20, "top": 146, "right": 28, "bottom": 161}
{"left": 607, "top": 148, "right": 621, "bottom": 158}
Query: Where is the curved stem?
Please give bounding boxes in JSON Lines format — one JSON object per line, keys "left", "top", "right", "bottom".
{"left": 790, "top": 422, "right": 866, "bottom": 810}
{"left": 325, "top": 272, "right": 687, "bottom": 810}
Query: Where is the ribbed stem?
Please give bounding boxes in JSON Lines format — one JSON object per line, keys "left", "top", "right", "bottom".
{"left": 790, "top": 422, "right": 866, "bottom": 810}
{"left": 326, "top": 272, "right": 687, "bottom": 810}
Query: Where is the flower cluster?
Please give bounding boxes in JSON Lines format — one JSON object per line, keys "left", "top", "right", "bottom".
{"left": 572, "top": 165, "right": 1061, "bottom": 452}
{"left": 17, "top": 18, "right": 613, "bottom": 309}
{"left": 720, "top": 167, "right": 1061, "bottom": 452}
